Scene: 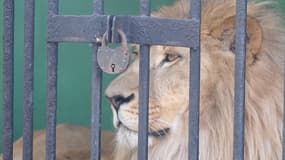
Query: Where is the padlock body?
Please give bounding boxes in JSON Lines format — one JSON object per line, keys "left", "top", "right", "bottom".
{"left": 97, "top": 46, "right": 130, "bottom": 74}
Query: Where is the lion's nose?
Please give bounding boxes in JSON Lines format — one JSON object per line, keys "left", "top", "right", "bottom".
{"left": 107, "top": 94, "right": 135, "bottom": 111}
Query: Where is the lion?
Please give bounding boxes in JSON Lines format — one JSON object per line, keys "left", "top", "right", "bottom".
{"left": 105, "top": 0, "right": 285, "bottom": 159}
{"left": 0, "top": 124, "right": 114, "bottom": 160}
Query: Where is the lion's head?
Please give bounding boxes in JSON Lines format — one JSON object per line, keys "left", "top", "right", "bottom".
{"left": 105, "top": 0, "right": 285, "bottom": 159}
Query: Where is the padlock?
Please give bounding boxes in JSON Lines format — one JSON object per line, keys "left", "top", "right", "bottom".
{"left": 97, "top": 30, "right": 130, "bottom": 74}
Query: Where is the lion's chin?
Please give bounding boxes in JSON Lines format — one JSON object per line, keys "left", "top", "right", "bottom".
{"left": 115, "top": 124, "right": 170, "bottom": 149}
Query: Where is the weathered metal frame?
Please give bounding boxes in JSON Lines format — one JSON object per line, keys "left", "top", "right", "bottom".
{"left": 2, "top": 0, "right": 15, "bottom": 160}
{"left": 4, "top": 0, "right": 283, "bottom": 160}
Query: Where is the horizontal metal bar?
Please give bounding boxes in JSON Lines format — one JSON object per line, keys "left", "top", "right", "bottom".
{"left": 233, "top": 0, "right": 247, "bottom": 159}
{"left": 47, "top": 15, "right": 108, "bottom": 42}
{"left": 112, "top": 16, "right": 199, "bottom": 47}
{"left": 23, "top": 0, "right": 35, "bottom": 159}
{"left": 2, "top": 0, "right": 15, "bottom": 159}
{"left": 48, "top": 15, "right": 199, "bottom": 47}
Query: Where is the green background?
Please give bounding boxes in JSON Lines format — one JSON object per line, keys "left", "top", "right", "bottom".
{"left": 0, "top": 0, "right": 284, "bottom": 153}
{"left": 0, "top": 0, "right": 175, "bottom": 152}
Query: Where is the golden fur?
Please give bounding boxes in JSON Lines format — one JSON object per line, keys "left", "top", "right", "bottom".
{"left": 105, "top": 0, "right": 285, "bottom": 159}
{"left": 0, "top": 124, "right": 114, "bottom": 160}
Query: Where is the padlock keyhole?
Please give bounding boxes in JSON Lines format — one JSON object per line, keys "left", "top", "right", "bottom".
{"left": 111, "top": 64, "right": 115, "bottom": 72}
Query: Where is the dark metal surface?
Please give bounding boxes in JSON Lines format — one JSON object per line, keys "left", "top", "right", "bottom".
{"left": 47, "top": 15, "right": 107, "bottom": 42}
{"left": 91, "top": 0, "right": 104, "bottom": 160}
{"left": 112, "top": 16, "right": 199, "bottom": 47}
{"left": 283, "top": 67, "right": 285, "bottom": 160}
{"left": 91, "top": 46, "right": 103, "bottom": 160}
{"left": 2, "top": 0, "right": 14, "bottom": 159}
{"left": 48, "top": 15, "right": 199, "bottom": 48}
{"left": 46, "top": 43, "right": 58, "bottom": 160}
{"left": 233, "top": 0, "right": 247, "bottom": 159}
{"left": 93, "top": 0, "right": 104, "bottom": 15}
{"left": 188, "top": 0, "right": 201, "bottom": 160}
{"left": 138, "top": 45, "right": 150, "bottom": 160}
{"left": 46, "top": 0, "right": 59, "bottom": 160}
{"left": 23, "top": 0, "right": 35, "bottom": 159}
{"left": 138, "top": 1, "right": 151, "bottom": 160}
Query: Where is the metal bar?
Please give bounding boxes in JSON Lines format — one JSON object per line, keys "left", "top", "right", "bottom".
{"left": 46, "top": 0, "right": 59, "bottom": 160}
{"left": 138, "top": 1, "right": 151, "bottom": 160}
{"left": 283, "top": 66, "right": 285, "bottom": 160}
{"left": 48, "top": 15, "right": 199, "bottom": 47}
{"left": 47, "top": 15, "right": 108, "bottom": 43}
{"left": 91, "top": 1, "right": 104, "bottom": 160}
{"left": 138, "top": 46, "right": 150, "bottom": 160}
{"left": 93, "top": 0, "right": 104, "bottom": 15}
{"left": 91, "top": 46, "right": 103, "bottom": 160}
{"left": 188, "top": 0, "right": 201, "bottom": 159}
{"left": 140, "top": 0, "right": 150, "bottom": 16}
{"left": 2, "top": 0, "right": 14, "bottom": 159}
{"left": 23, "top": 0, "right": 35, "bottom": 159}
{"left": 112, "top": 16, "right": 199, "bottom": 47}
{"left": 233, "top": 0, "right": 247, "bottom": 159}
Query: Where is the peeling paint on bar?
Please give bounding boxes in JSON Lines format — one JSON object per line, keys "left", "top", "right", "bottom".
{"left": 233, "top": 0, "right": 247, "bottom": 159}
{"left": 23, "top": 0, "right": 35, "bottom": 159}
{"left": 2, "top": 0, "right": 14, "bottom": 160}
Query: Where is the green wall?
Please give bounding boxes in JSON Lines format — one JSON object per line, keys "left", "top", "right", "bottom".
{"left": 0, "top": 0, "right": 175, "bottom": 152}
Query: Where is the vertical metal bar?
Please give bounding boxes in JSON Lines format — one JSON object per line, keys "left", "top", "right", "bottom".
{"left": 91, "top": 46, "right": 103, "bottom": 160}
{"left": 280, "top": 47, "right": 285, "bottom": 160}
{"left": 138, "top": 1, "right": 151, "bottom": 160}
{"left": 2, "top": 0, "right": 14, "bottom": 160}
{"left": 23, "top": 0, "right": 35, "bottom": 159}
{"left": 283, "top": 67, "right": 285, "bottom": 160}
{"left": 138, "top": 46, "right": 150, "bottom": 160}
{"left": 233, "top": 0, "right": 247, "bottom": 159}
{"left": 93, "top": 0, "right": 104, "bottom": 15}
{"left": 188, "top": 0, "right": 201, "bottom": 160}
{"left": 91, "top": 1, "right": 104, "bottom": 160}
{"left": 46, "top": 0, "right": 59, "bottom": 160}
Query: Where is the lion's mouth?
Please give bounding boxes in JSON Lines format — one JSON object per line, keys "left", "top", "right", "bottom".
{"left": 118, "top": 122, "right": 170, "bottom": 137}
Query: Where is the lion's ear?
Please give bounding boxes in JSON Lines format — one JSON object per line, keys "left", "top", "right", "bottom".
{"left": 210, "top": 16, "right": 263, "bottom": 64}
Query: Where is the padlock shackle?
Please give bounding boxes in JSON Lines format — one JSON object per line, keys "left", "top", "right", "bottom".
{"left": 101, "top": 32, "right": 108, "bottom": 47}
{"left": 117, "top": 29, "right": 128, "bottom": 51}
{"left": 101, "top": 29, "right": 128, "bottom": 51}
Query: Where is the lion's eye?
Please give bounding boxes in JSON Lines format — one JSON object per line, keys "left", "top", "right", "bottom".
{"left": 164, "top": 53, "right": 181, "bottom": 63}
